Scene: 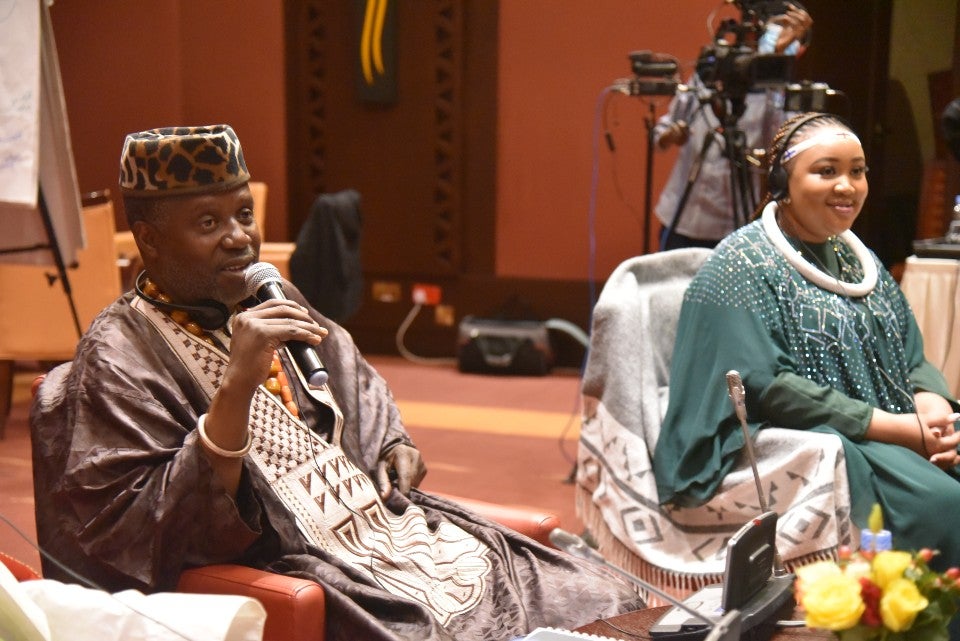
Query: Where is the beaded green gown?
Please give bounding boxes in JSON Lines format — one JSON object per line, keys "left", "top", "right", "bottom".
{"left": 653, "top": 217, "right": 960, "bottom": 570}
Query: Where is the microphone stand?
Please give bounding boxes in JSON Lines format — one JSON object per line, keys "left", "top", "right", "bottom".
{"left": 549, "top": 528, "right": 742, "bottom": 641}
{"left": 550, "top": 529, "right": 709, "bottom": 626}
{"left": 725, "top": 370, "right": 787, "bottom": 577}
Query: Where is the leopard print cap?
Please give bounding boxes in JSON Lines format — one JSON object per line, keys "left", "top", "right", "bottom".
{"left": 119, "top": 124, "right": 250, "bottom": 197}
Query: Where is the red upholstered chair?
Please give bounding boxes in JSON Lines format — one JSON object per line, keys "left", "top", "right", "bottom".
{"left": 436, "top": 493, "right": 561, "bottom": 547}
{"left": 1, "top": 551, "right": 41, "bottom": 581}
{"left": 176, "top": 564, "right": 325, "bottom": 641}
{"left": 1, "top": 551, "right": 321, "bottom": 639}
{"left": 27, "top": 374, "right": 561, "bottom": 641}
{"left": 176, "top": 497, "right": 559, "bottom": 641}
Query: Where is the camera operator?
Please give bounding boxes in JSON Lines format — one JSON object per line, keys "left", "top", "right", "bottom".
{"left": 654, "top": 2, "right": 812, "bottom": 250}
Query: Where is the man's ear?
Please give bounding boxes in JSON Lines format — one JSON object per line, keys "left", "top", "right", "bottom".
{"left": 132, "top": 220, "right": 161, "bottom": 262}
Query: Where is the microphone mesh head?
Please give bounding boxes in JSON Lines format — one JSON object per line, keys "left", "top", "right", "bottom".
{"left": 245, "top": 262, "right": 282, "bottom": 297}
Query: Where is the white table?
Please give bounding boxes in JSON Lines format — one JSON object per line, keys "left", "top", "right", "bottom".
{"left": 900, "top": 255, "right": 960, "bottom": 398}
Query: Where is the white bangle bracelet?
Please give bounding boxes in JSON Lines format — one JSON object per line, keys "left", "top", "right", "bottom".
{"left": 196, "top": 413, "right": 252, "bottom": 458}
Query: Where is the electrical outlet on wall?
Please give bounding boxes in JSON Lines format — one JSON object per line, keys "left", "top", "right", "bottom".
{"left": 372, "top": 281, "right": 402, "bottom": 303}
{"left": 412, "top": 283, "right": 442, "bottom": 305}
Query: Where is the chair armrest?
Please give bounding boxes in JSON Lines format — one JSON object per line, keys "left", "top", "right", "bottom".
{"left": 0, "top": 551, "right": 41, "bottom": 581}
{"left": 432, "top": 492, "right": 560, "bottom": 547}
{"left": 177, "top": 564, "right": 325, "bottom": 641}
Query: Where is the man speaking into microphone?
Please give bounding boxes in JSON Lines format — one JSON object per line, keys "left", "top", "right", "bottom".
{"left": 31, "top": 125, "right": 641, "bottom": 641}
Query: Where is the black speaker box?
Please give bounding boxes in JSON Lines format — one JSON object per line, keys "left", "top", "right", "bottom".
{"left": 456, "top": 316, "right": 554, "bottom": 376}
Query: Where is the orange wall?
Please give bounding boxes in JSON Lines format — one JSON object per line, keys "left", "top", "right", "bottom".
{"left": 51, "top": 0, "right": 730, "bottom": 278}
{"left": 49, "top": 1, "right": 287, "bottom": 241}
{"left": 497, "top": 0, "right": 728, "bottom": 280}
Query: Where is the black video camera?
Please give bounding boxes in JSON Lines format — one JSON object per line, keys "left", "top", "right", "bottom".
{"left": 694, "top": 0, "right": 797, "bottom": 102}
{"left": 695, "top": 43, "right": 794, "bottom": 98}
{"left": 622, "top": 0, "right": 834, "bottom": 119}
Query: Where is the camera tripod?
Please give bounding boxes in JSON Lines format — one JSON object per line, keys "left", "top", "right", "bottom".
{"left": 659, "top": 96, "right": 759, "bottom": 250}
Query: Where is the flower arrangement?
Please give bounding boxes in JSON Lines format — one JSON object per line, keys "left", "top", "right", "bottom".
{"left": 795, "top": 506, "right": 960, "bottom": 641}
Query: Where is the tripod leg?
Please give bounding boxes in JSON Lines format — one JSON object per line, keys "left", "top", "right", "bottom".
{"left": 662, "top": 131, "right": 717, "bottom": 250}
{"left": 728, "top": 156, "right": 746, "bottom": 229}
{"left": 724, "top": 127, "right": 756, "bottom": 230}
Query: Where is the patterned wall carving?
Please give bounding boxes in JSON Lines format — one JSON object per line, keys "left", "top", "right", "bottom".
{"left": 432, "top": 0, "right": 462, "bottom": 268}
{"left": 300, "top": 2, "right": 328, "bottom": 204}
{"left": 288, "top": 0, "right": 464, "bottom": 272}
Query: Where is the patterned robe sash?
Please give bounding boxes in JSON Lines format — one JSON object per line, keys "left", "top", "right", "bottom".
{"left": 131, "top": 297, "right": 492, "bottom": 625}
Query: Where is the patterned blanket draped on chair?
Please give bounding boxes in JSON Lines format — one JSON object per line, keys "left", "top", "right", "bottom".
{"left": 576, "top": 248, "right": 854, "bottom": 603}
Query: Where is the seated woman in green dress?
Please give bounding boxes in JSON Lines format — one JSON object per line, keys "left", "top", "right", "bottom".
{"left": 653, "top": 112, "right": 960, "bottom": 576}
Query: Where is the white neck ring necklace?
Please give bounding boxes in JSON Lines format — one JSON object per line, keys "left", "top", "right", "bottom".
{"left": 761, "top": 201, "right": 878, "bottom": 297}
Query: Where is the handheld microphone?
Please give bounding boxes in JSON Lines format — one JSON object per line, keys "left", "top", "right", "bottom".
{"left": 725, "top": 370, "right": 786, "bottom": 577}
{"left": 245, "top": 262, "right": 329, "bottom": 387}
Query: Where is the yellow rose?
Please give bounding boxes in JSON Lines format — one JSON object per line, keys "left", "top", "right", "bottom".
{"left": 879, "top": 577, "right": 928, "bottom": 632}
{"left": 844, "top": 559, "right": 873, "bottom": 582}
{"left": 801, "top": 572, "right": 865, "bottom": 630}
{"left": 872, "top": 551, "right": 913, "bottom": 589}
{"left": 796, "top": 561, "right": 843, "bottom": 600}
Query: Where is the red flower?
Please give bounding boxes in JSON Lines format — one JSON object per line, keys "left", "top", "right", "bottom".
{"left": 859, "top": 577, "right": 882, "bottom": 628}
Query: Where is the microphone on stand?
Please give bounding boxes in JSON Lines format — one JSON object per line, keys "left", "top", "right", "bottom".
{"left": 548, "top": 528, "right": 742, "bottom": 641}
{"left": 245, "top": 262, "right": 329, "bottom": 387}
{"left": 725, "top": 370, "right": 786, "bottom": 577}
{"left": 549, "top": 370, "right": 795, "bottom": 641}
{"left": 548, "top": 371, "right": 799, "bottom": 641}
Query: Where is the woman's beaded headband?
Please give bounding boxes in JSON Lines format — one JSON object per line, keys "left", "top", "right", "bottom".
{"left": 781, "top": 129, "right": 861, "bottom": 164}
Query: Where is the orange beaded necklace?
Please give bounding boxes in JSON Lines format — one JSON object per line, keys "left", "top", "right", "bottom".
{"left": 266, "top": 352, "right": 300, "bottom": 417}
{"left": 143, "top": 277, "right": 300, "bottom": 418}
{"left": 141, "top": 278, "right": 214, "bottom": 345}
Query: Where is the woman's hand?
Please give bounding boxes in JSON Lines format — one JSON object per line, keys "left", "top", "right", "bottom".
{"left": 913, "top": 391, "right": 960, "bottom": 468}
{"left": 914, "top": 391, "right": 953, "bottom": 417}
{"left": 867, "top": 405, "right": 960, "bottom": 469}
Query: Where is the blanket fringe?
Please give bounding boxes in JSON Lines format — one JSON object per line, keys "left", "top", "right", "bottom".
{"left": 576, "top": 485, "right": 839, "bottom": 607}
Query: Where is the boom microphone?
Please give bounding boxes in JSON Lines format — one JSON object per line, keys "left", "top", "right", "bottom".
{"left": 725, "top": 371, "right": 765, "bottom": 512}
{"left": 245, "top": 262, "right": 329, "bottom": 387}
{"left": 725, "top": 370, "right": 786, "bottom": 577}
{"left": 549, "top": 528, "right": 742, "bottom": 641}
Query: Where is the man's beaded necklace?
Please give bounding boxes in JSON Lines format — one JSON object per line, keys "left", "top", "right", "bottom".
{"left": 142, "top": 277, "right": 299, "bottom": 418}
